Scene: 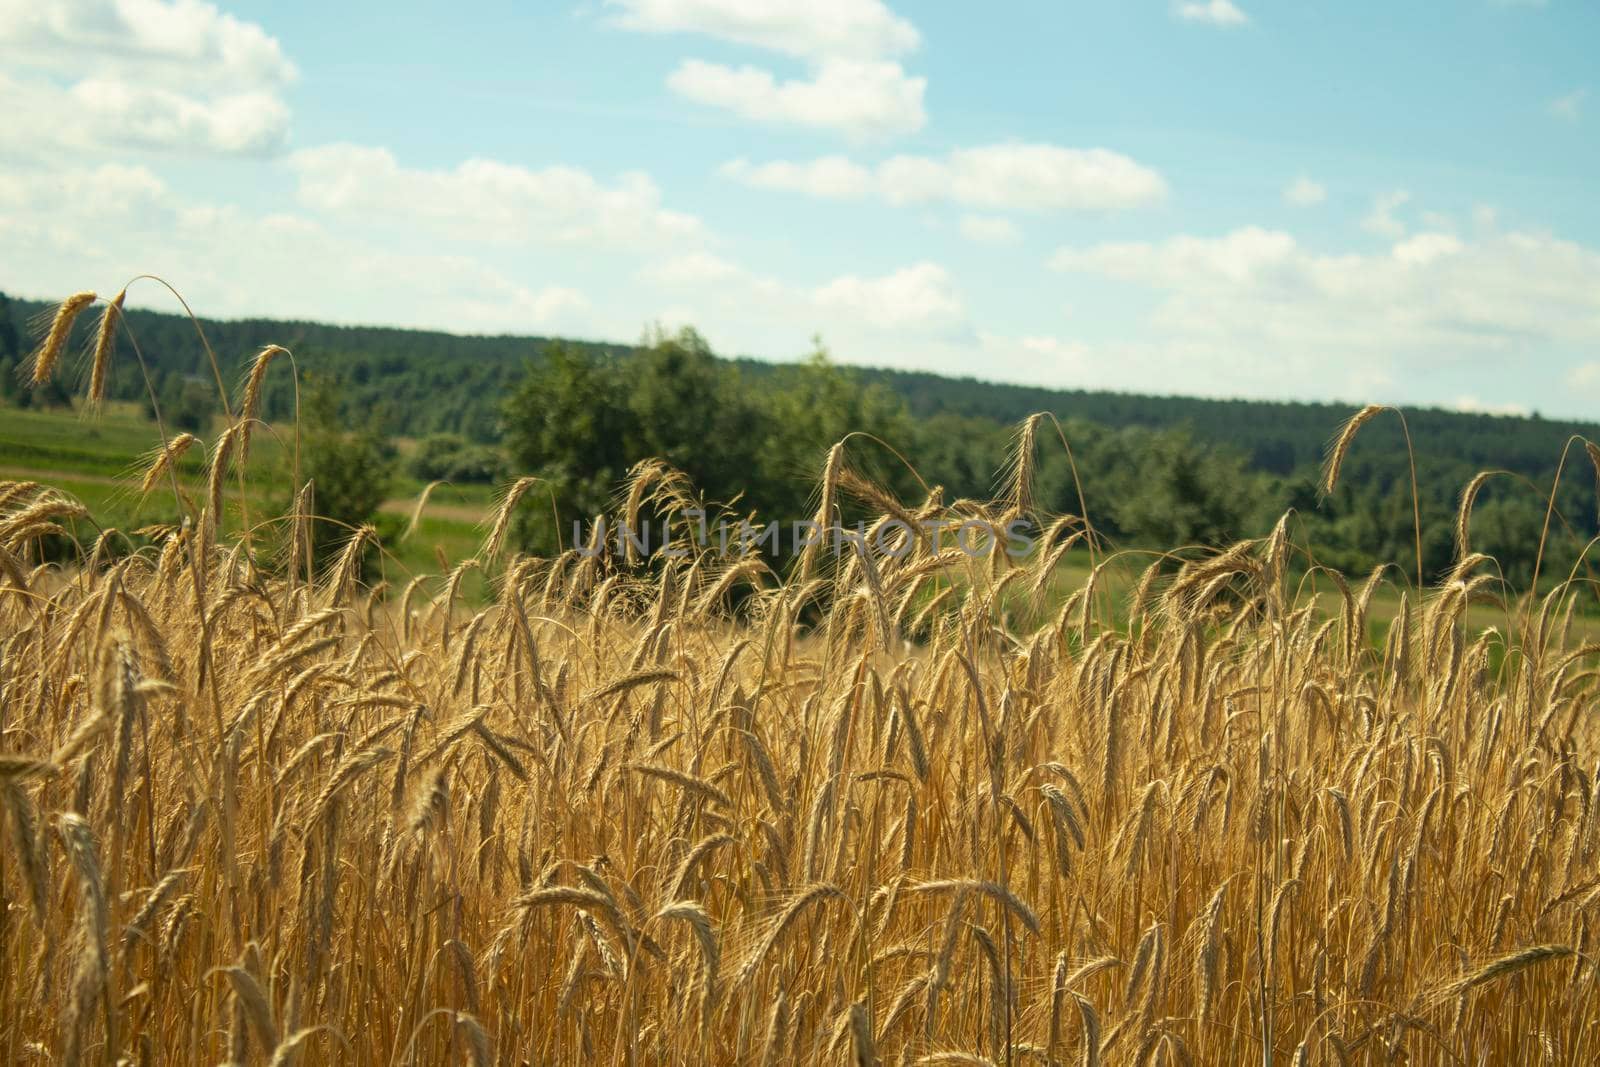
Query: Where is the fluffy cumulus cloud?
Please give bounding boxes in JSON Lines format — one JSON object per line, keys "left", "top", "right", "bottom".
{"left": 67, "top": 79, "right": 289, "bottom": 154}
{"left": 289, "top": 145, "right": 703, "bottom": 248}
{"left": 0, "top": 0, "right": 759, "bottom": 353}
{"left": 959, "top": 215, "right": 1021, "bottom": 245}
{"left": 0, "top": 161, "right": 595, "bottom": 333}
{"left": 1283, "top": 176, "right": 1326, "bottom": 206}
{"left": 643, "top": 251, "right": 969, "bottom": 339}
{"left": 1390, "top": 232, "right": 1464, "bottom": 265}
{"left": 719, "top": 156, "right": 874, "bottom": 199}
{"left": 1175, "top": 1, "right": 1250, "bottom": 27}
{"left": 1450, "top": 395, "right": 1529, "bottom": 417}
{"left": 606, "top": 0, "right": 918, "bottom": 61}
{"left": 641, "top": 251, "right": 743, "bottom": 286}
{"left": 608, "top": 0, "right": 926, "bottom": 137}
{"left": 812, "top": 262, "right": 964, "bottom": 331}
{"left": 667, "top": 58, "right": 924, "bottom": 139}
{"left": 0, "top": 0, "right": 296, "bottom": 84}
{"left": 0, "top": 0, "right": 296, "bottom": 156}
{"left": 954, "top": 332, "right": 1143, "bottom": 392}
{"left": 1569, "top": 363, "right": 1600, "bottom": 390}
{"left": 2, "top": 135, "right": 976, "bottom": 357}
{"left": 722, "top": 143, "right": 1167, "bottom": 212}
{"left": 1049, "top": 221, "right": 1600, "bottom": 398}
{"left": 1362, "top": 189, "right": 1411, "bottom": 238}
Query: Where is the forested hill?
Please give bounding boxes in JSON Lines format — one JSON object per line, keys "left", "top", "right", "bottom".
{"left": 838, "top": 365, "right": 1591, "bottom": 480}
{"left": 5, "top": 290, "right": 1600, "bottom": 586}
{"left": 0, "top": 293, "right": 628, "bottom": 442}
{"left": 2, "top": 291, "right": 1590, "bottom": 477}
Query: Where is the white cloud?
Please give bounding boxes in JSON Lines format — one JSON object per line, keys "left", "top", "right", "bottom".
{"left": 1283, "top": 176, "right": 1326, "bottom": 206}
{"left": 719, "top": 156, "right": 873, "bottom": 199}
{"left": 813, "top": 262, "right": 964, "bottom": 330}
{"left": 934, "top": 332, "right": 1098, "bottom": 388}
{"left": 721, "top": 156, "right": 871, "bottom": 199}
{"left": 68, "top": 79, "right": 289, "bottom": 154}
{"left": 1450, "top": 394, "right": 1529, "bottom": 417}
{"left": 723, "top": 143, "right": 1167, "bottom": 212}
{"left": 608, "top": 0, "right": 926, "bottom": 138}
{"left": 640, "top": 252, "right": 969, "bottom": 338}
{"left": 0, "top": 161, "right": 170, "bottom": 219}
{"left": 914, "top": 145, "right": 1167, "bottom": 211}
{"left": 0, "top": 0, "right": 296, "bottom": 156}
{"left": 1012, "top": 334, "right": 1091, "bottom": 372}
{"left": 1050, "top": 226, "right": 1297, "bottom": 285}
{"left": 0, "top": 161, "right": 595, "bottom": 333}
{"left": 959, "top": 215, "right": 1021, "bottom": 245}
{"left": 1362, "top": 189, "right": 1411, "bottom": 238}
{"left": 0, "top": 0, "right": 297, "bottom": 86}
{"left": 605, "top": 0, "right": 918, "bottom": 61}
{"left": 1175, "top": 1, "right": 1250, "bottom": 27}
{"left": 642, "top": 251, "right": 742, "bottom": 285}
{"left": 667, "top": 57, "right": 925, "bottom": 138}
{"left": 1049, "top": 223, "right": 1600, "bottom": 397}
{"left": 529, "top": 287, "right": 591, "bottom": 324}
{"left": 1391, "top": 232, "right": 1463, "bottom": 266}
{"left": 289, "top": 144, "right": 703, "bottom": 248}
{"left": 1550, "top": 88, "right": 1587, "bottom": 121}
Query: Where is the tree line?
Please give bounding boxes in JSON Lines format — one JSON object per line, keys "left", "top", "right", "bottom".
{"left": 3, "top": 290, "right": 1598, "bottom": 588}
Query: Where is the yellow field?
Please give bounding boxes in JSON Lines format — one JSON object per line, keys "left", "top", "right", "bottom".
{"left": 4, "top": 297, "right": 1598, "bottom": 1065}
{"left": 3, "top": 445, "right": 1599, "bottom": 1066}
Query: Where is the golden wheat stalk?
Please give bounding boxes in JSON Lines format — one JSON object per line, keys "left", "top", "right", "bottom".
{"left": 238, "top": 344, "right": 286, "bottom": 463}
{"left": 1322, "top": 403, "right": 1385, "bottom": 496}
{"left": 481, "top": 476, "right": 542, "bottom": 564}
{"left": 139, "top": 433, "right": 198, "bottom": 497}
{"left": 86, "top": 289, "right": 125, "bottom": 409}
{"left": 29, "top": 290, "right": 96, "bottom": 384}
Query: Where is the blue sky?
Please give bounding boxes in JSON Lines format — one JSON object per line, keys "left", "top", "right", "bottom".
{"left": 2, "top": 0, "right": 1597, "bottom": 416}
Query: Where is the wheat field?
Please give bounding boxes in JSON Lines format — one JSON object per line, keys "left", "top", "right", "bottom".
{"left": 3, "top": 298, "right": 1600, "bottom": 1065}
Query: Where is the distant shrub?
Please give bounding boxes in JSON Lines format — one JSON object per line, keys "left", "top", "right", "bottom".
{"left": 408, "top": 432, "right": 504, "bottom": 484}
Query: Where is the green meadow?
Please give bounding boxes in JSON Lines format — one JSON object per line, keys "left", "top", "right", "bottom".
{"left": 0, "top": 401, "right": 492, "bottom": 592}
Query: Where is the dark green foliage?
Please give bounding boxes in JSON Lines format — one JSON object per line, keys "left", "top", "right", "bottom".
{"left": 6, "top": 290, "right": 1599, "bottom": 586}
{"left": 0, "top": 294, "right": 72, "bottom": 408}
{"left": 408, "top": 433, "right": 504, "bottom": 484}
{"left": 0, "top": 294, "right": 19, "bottom": 364}
{"left": 293, "top": 374, "right": 397, "bottom": 563}
{"left": 502, "top": 340, "right": 641, "bottom": 544}
{"left": 150, "top": 374, "right": 215, "bottom": 433}
{"left": 502, "top": 332, "right": 921, "bottom": 551}
{"left": 626, "top": 327, "right": 763, "bottom": 505}
{"left": 755, "top": 341, "right": 919, "bottom": 517}
{"left": 4, "top": 293, "right": 622, "bottom": 442}
{"left": 1105, "top": 428, "right": 1252, "bottom": 548}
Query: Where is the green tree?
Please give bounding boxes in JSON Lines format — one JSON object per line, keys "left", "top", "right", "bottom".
{"left": 1, "top": 292, "right": 71, "bottom": 408}
{"left": 628, "top": 326, "right": 761, "bottom": 507}
{"left": 1109, "top": 429, "right": 1255, "bottom": 547}
{"left": 408, "top": 433, "right": 504, "bottom": 484}
{"left": 166, "top": 378, "right": 215, "bottom": 432}
{"left": 294, "top": 374, "right": 396, "bottom": 563}
{"left": 502, "top": 342, "right": 639, "bottom": 549}
{"left": 0, "top": 293, "right": 20, "bottom": 371}
{"left": 760, "top": 340, "right": 918, "bottom": 517}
